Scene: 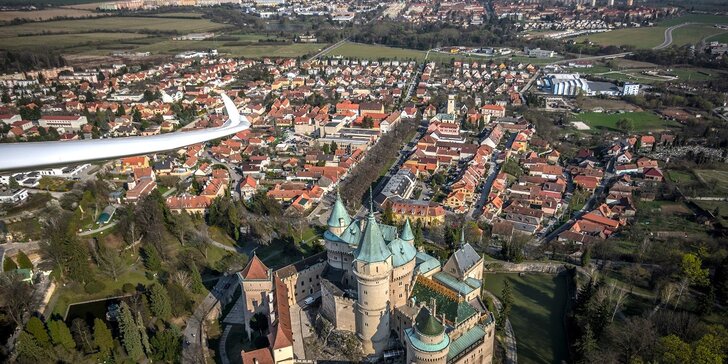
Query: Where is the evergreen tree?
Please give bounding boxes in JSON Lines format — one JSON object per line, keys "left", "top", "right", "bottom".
{"left": 16, "top": 251, "right": 33, "bottom": 269}
{"left": 149, "top": 283, "right": 172, "bottom": 320}
{"left": 142, "top": 245, "right": 162, "bottom": 272}
{"left": 497, "top": 280, "right": 513, "bottom": 329}
{"left": 93, "top": 318, "right": 114, "bottom": 357}
{"left": 581, "top": 248, "right": 591, "bottom": 267}
{"left": 16, "top": 331, "right": 46, "bottom": 362}
{"left": 190, "top": 264, "right": 205, "bottom": 294}
{"left": 118, "top": 302, "right": 144, "bottom": 359}
{"left": 25, "top": 316, "right": 51, "bottom": 348}
{"left": 48, "top": 319, "right": 76, "bottom": 351}
{"left": 150, "top": 328, "right": 182, "bottom": 362}
{"left": 136, "top": 311, "right": 152, "bottom": 355}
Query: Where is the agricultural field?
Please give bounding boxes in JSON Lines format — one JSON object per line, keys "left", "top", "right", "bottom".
{"left": 573, "top": 111, "right": 679, "bottom": 132}
{"left": 483, "top": 273, "right": 569, "bottom": 364}
{"left": 0, "top": 16, "right": 229, "bottom": 37}
{"left": 575, "top": 26, "right": 667, "bottom": 49}
{"left": 0, "top": 32, "right": 148, "bottom": 52}
{"left": 0, "top": 8, "right": 103, "bottom": 22}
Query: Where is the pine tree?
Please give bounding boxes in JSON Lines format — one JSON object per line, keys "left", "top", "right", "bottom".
{"left": 137, "top": 311, "right": 152, "bottom": 355}
{"left": 93, "top": 318, "right": 114, "bottom": 357}
{"left": 119, "top": 302, "right": 144, "bottom": 359}
{"left": 16, "top": 331, "right": 46, "bottom": 362}
{"left": 149, "top": 283, "right": 172, "bottom": 320}
{"left": 16, "top": 251, "right": 33, "bottom": 270}
{"left": 190, "top": 264, "right": 205, "bottom": 294}
{"left": 25, "top": 316, "right": 51, "bottom": 348}
{"left": 48, "top": 319, "right": 76, "bottom": 351}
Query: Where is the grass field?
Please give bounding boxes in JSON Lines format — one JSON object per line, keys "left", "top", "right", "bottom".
{"left": 575, "top": 14, "right": 728, "bottom": 49}
{"left": 693, "top": 200, "right": 728, "bottom": 225}
{"left": 693, "top": 170, "right": 728, "bottom": 195}
{"left": 667, "top": 169, "right": 696, "bottom": 184}
{"left": 574, "top": 111, "right": 679, "bottom": 132}
{"left": 483, "top": 273, "right": 569, "bottom": 364}
{"left": 327, "top": 42, "right": 429, "bottom": 61}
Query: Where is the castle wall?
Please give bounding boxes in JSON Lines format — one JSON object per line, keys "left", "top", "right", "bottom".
{"left": 280, "top": 262, "right": 326, "bottom": 305}
{"left": 320, "top": 282, "right": 356, "bottom": 332}
{"left": 390, "top": 259, "right": 416, "bottom": 310}
{"left": 240, "top": 279, "right": 273, "bottom": 336}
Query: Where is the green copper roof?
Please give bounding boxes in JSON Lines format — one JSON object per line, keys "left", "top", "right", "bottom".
{"left": 405, "top": 327, "right": 450, "bottom": 353}
{"left": 415, "top": 306, "right": 445, "bottom": 336}
{"left": 401, "top": 218, "right": 415, "bottom": 242}
{"left": 388, "top": 238, "right": 417, "bottom": 267}
{"left": 447, "top": 325, "right": 486, "bottom": 361}
{"left": 327, "top": 191, "right": 351, "bottom": 228}
{"left": 354, "top": 212, "right": 392, "bottom": 263}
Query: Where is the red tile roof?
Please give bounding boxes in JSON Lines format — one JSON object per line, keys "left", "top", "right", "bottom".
{"left": 241, "top": 255, "right": 270, "bottom": 280}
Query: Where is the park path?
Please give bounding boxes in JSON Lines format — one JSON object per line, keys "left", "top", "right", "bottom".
{"left": 482, "top": 290, "right": 517, "bottom": 364}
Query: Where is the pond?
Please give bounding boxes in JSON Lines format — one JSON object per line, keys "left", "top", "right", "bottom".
{"left": 64, "top": 295, "right": 132, "bottom": 325}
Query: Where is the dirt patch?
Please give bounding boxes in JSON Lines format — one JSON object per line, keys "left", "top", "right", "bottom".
{"left": 611, "top": 58, "right": 660, "bottom": 69}
{"left": 575, "top": 97, "right": 642, "bottom": 112}
{"left": 100, "top": 232, "right": 126, "bottom": 250}
{"left": 660, "top": 203, "right": 692, "bottom": 216}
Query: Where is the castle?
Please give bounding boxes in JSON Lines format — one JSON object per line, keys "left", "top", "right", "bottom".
{"left": 240, "top": 191, "right": 496, "bottom": 364}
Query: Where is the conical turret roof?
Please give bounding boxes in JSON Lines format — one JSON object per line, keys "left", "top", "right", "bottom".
{"left": 354, "top": 191, "right": 392, "bottom": 263}
{"left": 327, "top": 189, "right": 351, "bottom": 229}
{"left": 401, "top": 218, "right": 415, "bottom": 242}
{"left": 415, "top": 306, "right": 445, "bottom": 336}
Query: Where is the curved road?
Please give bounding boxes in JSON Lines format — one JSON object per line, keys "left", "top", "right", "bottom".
{"left": 654, "top": 23, "right": 693, "bottom": 50}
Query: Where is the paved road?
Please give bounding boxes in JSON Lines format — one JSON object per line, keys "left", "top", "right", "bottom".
{"left": 182, "top": 274, "right": 239, "bottom": 364}
{"left": 654, "top": 23, "right": 693, "bottom": 50}
{"left": 482, "top": 290, "right": 517, "bottom": 364}
{"left": 307, "top": 38, "right": 349, "bottom": 62}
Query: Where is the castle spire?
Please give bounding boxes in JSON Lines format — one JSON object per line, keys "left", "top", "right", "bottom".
{"left": 327, "top": 186, "right": 351, "bottom": 232}
{"left": 368, "top": 186, "right": 374, "bottom": 216}
{"left": 460, "top": 228, "right": 465, "bottom": 248}
{"left": 401, "top": 218, "right": 415, "bottom": 243}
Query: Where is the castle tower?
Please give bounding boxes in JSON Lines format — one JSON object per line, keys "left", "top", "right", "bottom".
{"left": 327, "top": 189, "right": 351, "bottom": 236}
{"left": 405, "top": 305, "right": 450, "bottom": 364}
{"left": 239, "top": 254, "right": 273, "bottom": 337}
{"left": 353, "top": 197, "right": 393, "bottom": 357}
{"left": 387, "top": 219, "right": 417, "bottom": 309}
{"left": 447, "top": 94, "right": 456, "bottom": 115}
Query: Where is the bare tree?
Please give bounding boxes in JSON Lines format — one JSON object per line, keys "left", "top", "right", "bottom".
{"left": 96, "top": 247, "right": 128, "bottom": 282}
{"left": 0, "top": 272, "right": 33, "bottom": 327}
{"left": 191, "top": 223, "right": 211, "bottom": 259}
{"left": 608, "top": 282, "right": 628, "bottom": 322}
{"left": 660, "top": 282, "right": 677, "bottom": 309}
{"left": 172, "top": 271, "right": 191, "bottom": 290}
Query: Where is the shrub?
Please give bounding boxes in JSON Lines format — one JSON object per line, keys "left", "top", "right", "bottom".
{"left": 122, "top": 283, "right": 136, "bottom": 294}
{"left": 84, "top": 280, "right": 106, "bottom": 294}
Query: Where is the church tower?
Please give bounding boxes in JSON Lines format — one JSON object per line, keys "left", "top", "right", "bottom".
{"left": 353, "top": 198, "right": 393, "bottom": 357}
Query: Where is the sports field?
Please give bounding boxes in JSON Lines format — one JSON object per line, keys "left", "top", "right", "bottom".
{"left": 483, "top": 273, "right": 570, "bottom": 364}
{"left": 574, "top": 111, "right": 679, "bottom": 132}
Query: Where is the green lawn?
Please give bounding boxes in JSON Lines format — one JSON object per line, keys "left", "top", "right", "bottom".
{"left": 671, "top": 24, "right": 728, "bottom": 46}
{"left": 574, "top": 111, "right": 678, "bottom": 132}
{"left": 575, "top": 26, "right": 667, "bottom": 49}
{"left": 693, "top": 200, "right": 728, "bottom": 225}
{"left": 53, "top": 269, "right": 154, "bottom": 318}
{"left": 660, "top": 14, "right": 728, "bottom": 26}
{"left": 326, "top": 42, "right": 429, "bottom": 61}
{"left": 666, "top": 170, "right": 696, "bottom": 184}
{"left": 483, "top": 273, "right": 569, "bottom": 364}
